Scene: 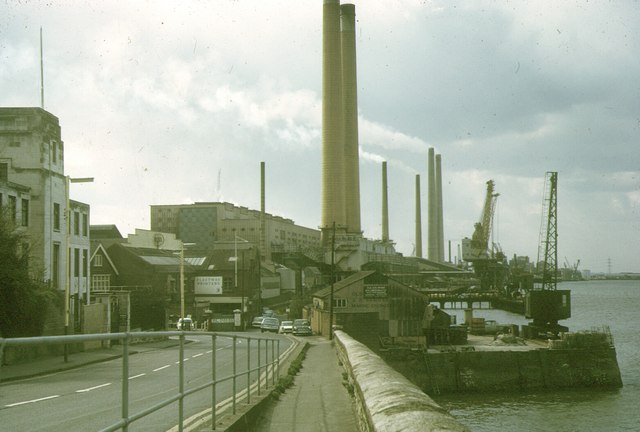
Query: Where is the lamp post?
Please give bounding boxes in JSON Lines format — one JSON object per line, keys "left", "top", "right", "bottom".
{"left": 329, "top": 222, "right": 336, "bottom": 340}
{"left": 179, "top": 242, "right": 196, "bottom": 321}
{"left": 64, "top": 176, "right": 93, "bottom": 362}
{"left": 230, "top": 235, "right": 249, "bottom": 329}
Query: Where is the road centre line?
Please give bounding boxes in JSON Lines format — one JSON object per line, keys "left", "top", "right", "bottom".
{"left": 205, "top": 350, "right": 212, "bottom": 354}
{"left": 5, "top": 395, "right": 60, "bottom": 407}
{"left": 153, "top": 365, "right": 171, "bottom": 372}
{"left": 76, "top": 383, "right": 112, "bottom": 393}
{"left": 192, "top": 353, "right": 203, "bottom": 358}
{"left": 128, "top": 373, "right": 146, "bottom": 380}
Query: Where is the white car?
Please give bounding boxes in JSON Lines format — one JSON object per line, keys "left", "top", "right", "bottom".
{"left": 177, "top": 317, "right": 193, "bottom": 330}
{"left": 279, "top": 320, "right": 294, "bottom": 334}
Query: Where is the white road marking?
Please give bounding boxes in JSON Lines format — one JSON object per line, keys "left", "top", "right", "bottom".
{"left": 192, "top": 353, "right": 203, "bottom": 358}
{"left": 5, "top": 395, "right": 60, "bottom": 407}
{"left": 128, "top": 373, "right": 146, "bottom": 380}
{"left": 153, "top": 364, "right": 171, "bottom": 372}
{"left": 205, "top": 350, "right": 212, "bottom": 354}
{"left": 76, "top": 383, "right": 111, "bottom": 393}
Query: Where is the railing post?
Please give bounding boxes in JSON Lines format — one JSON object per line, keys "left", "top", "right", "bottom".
{"left": 277, "top": 339, "right": 280, "bottom": 381}
{"left": 232, "top": 335, "right": 237, "bottom": 415}
{"left": 211, "top": 334, "right": 217, "bottom": 431}
{"left": 246, "top": 337, "right": 251, "bottom": 404}
{"left": 257, "top": 338, "right": 262, "bottom": 395}
{"left": 271, "top": 339, "right": 275, "bottom": 386}
{"left": 179, "top": 333, "right": 185, "bottom": 432}
{"left": 122, "top": 333, "right": 130, "bottom": 432}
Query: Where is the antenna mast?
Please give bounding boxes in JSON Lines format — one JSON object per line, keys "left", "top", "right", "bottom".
{"left": 40, "top": 27, "right": 44, "bottom": 109}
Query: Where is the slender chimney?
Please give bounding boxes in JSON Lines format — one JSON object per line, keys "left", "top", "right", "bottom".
{"left": 381, "top": 161, "right": 389, "bottom": 243}
{"left": 321, "top": 0, "right": 345, "bottom": 240}
{"left": 260, "top": 161, "right": 267, "bottom": 262}
{"left": 427, "top": 148, "right": 437, "bottom": 260}
{"left": 436, "top": 154, "right": 445, "bottom": 262}
{"left": 415, "top": 174, "right": 423, "bottom": 258}
{"left": 341, "top": 3, "right": 361, "bottom": 234}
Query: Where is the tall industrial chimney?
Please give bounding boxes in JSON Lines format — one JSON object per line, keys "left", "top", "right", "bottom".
{"left": 436, "top": 154, "right": 445, "bottom": 262}
{"left": 415, "top": 174, "right": 423, "bottom": 258}
{"left": 341, "top": 3, "right": 361, "bottom": 234}
{"left": 260, "top": 161, "right": 267, "bottom": 262}
{"left": 321, "top": 0, "right": 345, "bottom": 239}
{"left": 381, "top": 161, "right": 389, "bottom": 243}
{"left": 427, "top": 148, "right": 437, "bottom": 260}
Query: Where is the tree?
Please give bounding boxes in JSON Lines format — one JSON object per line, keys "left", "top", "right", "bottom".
{"left": 0, "top": 209, "right": 57, "bottom": 338}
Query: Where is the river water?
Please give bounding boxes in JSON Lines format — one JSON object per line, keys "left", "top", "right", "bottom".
{"left": 436, "top": 280, "right": 640, "bottom": 432}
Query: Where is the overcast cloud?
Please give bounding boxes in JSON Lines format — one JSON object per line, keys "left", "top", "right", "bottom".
{"left": 1, "top": 0, "right": 638, "bottom": 273}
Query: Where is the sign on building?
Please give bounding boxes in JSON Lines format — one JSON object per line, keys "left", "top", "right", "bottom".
{"left": 364, "top": 285, "right": 388, "bottom": 299}
{"left": 195, "top": 276, "right": 223, "bottom": 295}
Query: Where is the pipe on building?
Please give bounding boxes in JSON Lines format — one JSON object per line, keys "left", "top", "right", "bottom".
{"left": 321, "top": 0, "right": 345, "bottom": 237}
{"left": 427, "top": 148, "right": 437, "bottom": 261}
{"left": 415, "top": 174, "right": 423, "bottom": 258}
{"left": 341, "top": 3, "right": 361, "bottom": 235}
{"left": 381, "top": 161, "right": 389, "bottom": 243}
{"left": 435, "top": 154, "right": 445, "bottom": 262}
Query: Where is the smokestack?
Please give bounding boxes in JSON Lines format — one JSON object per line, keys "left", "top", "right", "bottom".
{"left": 415, "top": 174, "right": 423, "bottom": 258}
{"left": 341, "top": 3, "right": 361, "bottom": 234}
{"left": 427, "top": 148, "right": 437, "bottom": 260}
{"left": 381, "top": 161, "right": 389, "bottom": 243}
{"left": 436, "top": 154, "right": 445, "bottom": 262}
{"left": 260, "top": 161, "right": 267, "bottom": 262}
{"left": 321, "top": 0, "right": 345, "bottom": 239}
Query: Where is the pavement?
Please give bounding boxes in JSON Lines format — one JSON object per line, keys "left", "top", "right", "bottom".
{"left": 248, "top": 336, "right": 359, "bottom": 432}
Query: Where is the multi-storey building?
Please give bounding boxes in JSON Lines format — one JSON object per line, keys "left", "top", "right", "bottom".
{"left": 0, "top": 107, "right": 91, "bottom": 328}
{"left": 150, "top": 202, "right": 322, "bottom": 260}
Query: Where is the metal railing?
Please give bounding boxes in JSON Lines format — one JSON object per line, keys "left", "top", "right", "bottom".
{"left": 0, "top": 331, "right": 283, "bottom": 431}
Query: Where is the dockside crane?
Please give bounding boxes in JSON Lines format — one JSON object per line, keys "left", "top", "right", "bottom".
{"left": 461, "top": 180, "right": 508, "bottom": 291}
{"left": 524, "top": 172, "right": 571, "bottom": 338}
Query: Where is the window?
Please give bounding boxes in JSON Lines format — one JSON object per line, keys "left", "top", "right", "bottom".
{"left": 82, "top": 249, "right": 88, "bottom": 277}
{"left": 333, "top": 298, "right": 347, "bottom": 308}
{"left": 94, "top": 254, "right": 103, "bottom": 267}
{"left": 8, "top": 196, "right": 16, "bottom": 223}
{"left": 74, "top": 211, "right": 80, "bottom": 235}
{"left": 21, "top": 199, "right": 29, "bottom": 227}
{"left": 74, "top": 248, "right": 80, "bottom": 277}
{"left": 52, "top": 142, "right": 57, "bottom": 163}
{"left": 0, "top": 162, "right": 8, "bottom": 181}
{"left": 82, "top": 214, "right": 88, "bottom": 236}
{"left": 92, "top": 274, "right": 110, "bottom": 291}
{"left": 52, "top": 243, "right": 60, "bottom": 288}
{"left": 53, "top": 203, "right": 60, "bottom": 231}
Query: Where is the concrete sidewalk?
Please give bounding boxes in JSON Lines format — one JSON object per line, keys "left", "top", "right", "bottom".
{"left": 0, "top": 338, "right": 181, "bottom": 383}
{"left": 249, "top": 336, "right": 359, "bottom": 432}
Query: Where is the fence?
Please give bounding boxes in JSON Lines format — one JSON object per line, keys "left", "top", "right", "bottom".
{"left": 0, "top": 331, "right": 282, "bottom": 431}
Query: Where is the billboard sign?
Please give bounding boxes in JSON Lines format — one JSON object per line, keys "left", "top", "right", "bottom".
{"left": 195, "top": 276, "right": 223, "bottom": 295}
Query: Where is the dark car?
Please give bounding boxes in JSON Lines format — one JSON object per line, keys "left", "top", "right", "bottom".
{"left": 260, "top": 317, "right": 280, "bottom": 333}
{"left": 292, "top": 319, "right": 312, "bottom": 336}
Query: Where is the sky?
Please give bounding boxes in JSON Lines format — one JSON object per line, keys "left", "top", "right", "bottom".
{"left": 1, "top": 0, "right": 638, "bottom": 274}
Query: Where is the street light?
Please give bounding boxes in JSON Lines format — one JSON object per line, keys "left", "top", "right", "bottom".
{"left": 229, "top": 235, "right": 249, "bottom": 329}
{"left": 179, "top": 242, "right": 196, "bottom": 321}
{"left": 64, "top": 176, "right": 94, "bottom": 362}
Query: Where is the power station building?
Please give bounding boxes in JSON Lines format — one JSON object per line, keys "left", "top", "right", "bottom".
{"left": 150, "top": 202, "right": 322, "bottom": 260}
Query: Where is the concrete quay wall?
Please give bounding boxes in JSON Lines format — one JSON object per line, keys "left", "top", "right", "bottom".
{"left": 384, "top": 347, "right": 623, "bottom": 395}
{"left": 334, "top": 331, "right": 469, "bottom": 432}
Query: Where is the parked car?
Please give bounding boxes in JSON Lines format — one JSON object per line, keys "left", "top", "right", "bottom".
{"left": 278, "top": 320, "right": 294, "bottom": 334}
{"left": 260, "top": 317, "right": 280, "bottom": 333}
{"left": 292, "top": 319, "right": 312, "bottom": 336}
{"left": 177, "top": 317, "right": 193, "bottom": 331}
{"left": 252, "top": 316, "right": 265, "bottom": 328}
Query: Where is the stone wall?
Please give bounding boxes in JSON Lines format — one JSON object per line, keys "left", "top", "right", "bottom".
{"left": 334, "top": 330, "right": 470, "bottom": 432}
{"left": 384, "top": 347, "right": 623, "bottom": 395}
